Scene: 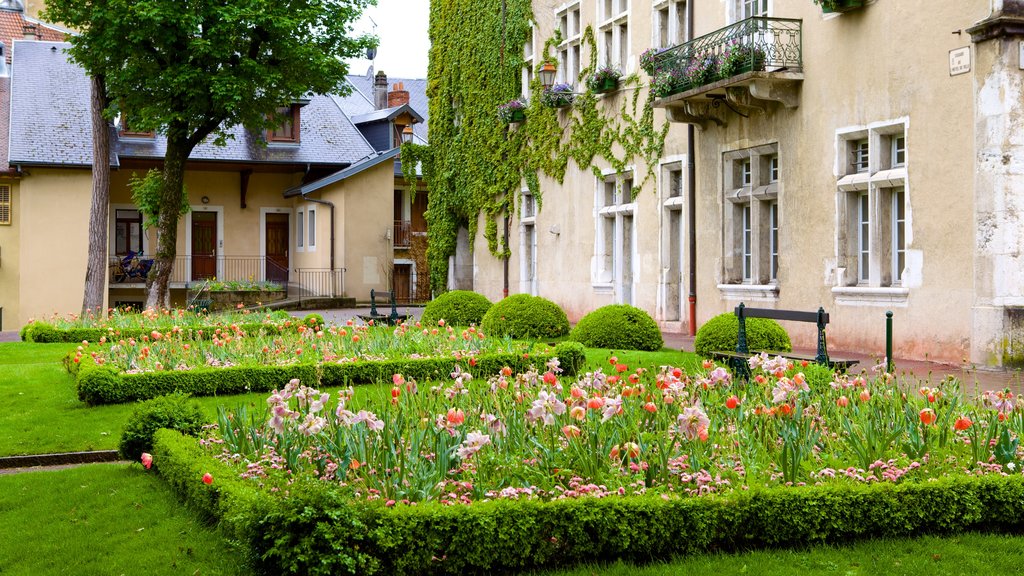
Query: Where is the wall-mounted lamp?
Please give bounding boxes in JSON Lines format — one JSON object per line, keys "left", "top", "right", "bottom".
{"left": 201, "top": 196, "right": 210, "bottom": 204}
{"left": 401, "top": 125, "right": 414, "bottom": 144}
{"left": 539, "top": 61, "right": 557, "bottom": 89}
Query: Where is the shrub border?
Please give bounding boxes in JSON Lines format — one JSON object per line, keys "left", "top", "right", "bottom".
{"left": 74, "top": 341, "right": 586, "bottom": 405}
{"left": 153, "top": 428, "right": 1024, "bottom": 575}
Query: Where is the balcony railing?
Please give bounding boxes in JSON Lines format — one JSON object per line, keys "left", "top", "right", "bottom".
{"left": 649, "top": 17, "right": 803, "bottom": 126}
{"left": 394, "top": 220, "right": 411, "bottom": 248}
{"left": 108, "top": 254, "right": 289, "bottom": 287}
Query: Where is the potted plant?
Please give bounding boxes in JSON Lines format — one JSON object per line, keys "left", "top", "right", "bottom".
{"left": 639, "top": 47, "right": 669, "bottom": 77}
{"left": 651, "top": 66, "right": 689, "bottom": 98}
{"left": 587, "top": 65, "right": 622, "bottom": 94}
{"left": 497, "top": 98, "right": 527, "bottom": 123}
{"left": 717, "top": 42, "right": 766, "bottom": 79}
{"left": 683, "top": 53, "right": 719, "bottom": 88}
{"left": 540, "top": 83, "right": 575, "bottom": 108}
{"left": 814, "top": 0, "right": 865, "bottom": 13}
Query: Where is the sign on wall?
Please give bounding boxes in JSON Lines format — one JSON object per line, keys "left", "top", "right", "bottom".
{"left": 949, "top": 47, "right": 971, "bottom": 76}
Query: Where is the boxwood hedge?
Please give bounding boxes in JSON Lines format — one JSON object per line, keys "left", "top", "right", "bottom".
{"left": 153, "top": 429, "right": 1024, "bottom": 576}
{"left": 694, "top": 312, "right": 791, "bottom": 356}
{"left": 568, "top": 304, "right": 664, "bottom": 351}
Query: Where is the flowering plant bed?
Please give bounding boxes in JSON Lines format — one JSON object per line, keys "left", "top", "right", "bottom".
{"left": 21, "top": 308, "right": 291, "bottom": 343}
{"left": 149, "top": 352, "right": 1024, "bottom": 574}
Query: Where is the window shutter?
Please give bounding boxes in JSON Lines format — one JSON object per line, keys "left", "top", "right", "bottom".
{"left": 0, "top": 186, "right": 10, "bottom": 225}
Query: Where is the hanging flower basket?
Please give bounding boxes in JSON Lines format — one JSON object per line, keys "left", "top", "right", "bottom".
{"left": 541, "top": 84, "right": 576, "bottom": 109}
{"left": 497, "top": 99, "right": 527, "bottom": 124}
{"left": 816, "top": 0, "right": 865, "bottom": 13}
{"left": 587, "top": 66, "right": 623, "bottom": 94}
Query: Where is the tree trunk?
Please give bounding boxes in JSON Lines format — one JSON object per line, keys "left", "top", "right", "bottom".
{"left": 82, "top": 74, "right": 110, "bottom": 317}
{"left": 144, "top": 127, "right": 191, "bottom": 310}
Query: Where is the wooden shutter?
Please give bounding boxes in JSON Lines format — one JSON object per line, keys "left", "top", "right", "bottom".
{"left": 0, "top": 186, "right": 10, "bottom": 225}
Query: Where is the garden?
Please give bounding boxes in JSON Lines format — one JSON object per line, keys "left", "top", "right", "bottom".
{"left": 5, "top": 295, "right": 1024, "bottom": 574}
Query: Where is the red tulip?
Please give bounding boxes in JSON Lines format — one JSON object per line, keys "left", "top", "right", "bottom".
{"left": 836, "top": 396, "right": 849, "bottom": 408}
{"left": 643, "top": 402, "right": 658, "bottom": 413}
{"left": 953, "top": 416, "right": 972, "bottom": 431}
{"left": 919, "top": 408, "right": 937, "bottom": 426}
{"left": 726, "top": 395, "right": 740, "bottom": 410}
{"left": 859, "top": 390, "right": 871, "bottom": 403}
{"left": 202, "top": 473, "right": 213, "bottom": 485}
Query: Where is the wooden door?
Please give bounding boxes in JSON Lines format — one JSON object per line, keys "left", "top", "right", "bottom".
{"left": 265, "top": 213, "right": 289, "bottom": 284}
{"left": 191, "top": 212, "right": 217, "bottom": 280}
{"left": 393, "top": 264, "right": 412, "bottom": 302}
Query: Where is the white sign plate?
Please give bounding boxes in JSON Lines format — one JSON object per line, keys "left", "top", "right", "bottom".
{"left": 949, "top": 47, "right": 970, "bottom": 76}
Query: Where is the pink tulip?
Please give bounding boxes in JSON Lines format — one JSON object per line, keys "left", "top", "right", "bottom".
{"left": 140, "top": 453, "right": 153, "bottom": 470}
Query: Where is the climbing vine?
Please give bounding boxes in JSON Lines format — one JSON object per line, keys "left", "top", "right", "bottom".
{"left": 404, "top": 1, "right": 669, "bottom": 293}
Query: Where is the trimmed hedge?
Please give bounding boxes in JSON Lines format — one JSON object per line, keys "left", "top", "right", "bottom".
{"left": 694, "top": 312, "right": 792, "bottom": 356}
{"left": 481, "top": 294, "right": 569, "bottom": 340}
{"left": 154, "top": 428, "right": 1024, "bottom": 576}
{"left": 75, "top": 341, "right": 586, "bottom": 405}
{"left": 420, "top": 290, "right": 493, "bottom": 327}
{"left": 568, "top": 304, "right": 664, "bottom": 351}
{"left": 118, "top": 392, "right": 207, "bottom": 461}
{"left": 21, "top": 317, "right": 294, "bottom": 344}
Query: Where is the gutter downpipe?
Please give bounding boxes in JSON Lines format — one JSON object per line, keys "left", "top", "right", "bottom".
{"left": 687, "top": 0, "right": 698, "bottom": 337}
{"left": 304, "top": 196, "right": 337, "bottom": 297}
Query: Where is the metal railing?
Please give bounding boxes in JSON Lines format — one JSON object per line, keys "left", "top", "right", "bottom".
{"left": 393, "top": 220, "right": 412, "bottom": 248}
{"left": 294, "top": 268, "right": 346, "bottom": 298}
{"left": 649, "top": 17, "right": 802, "bottom": 97}
{"left": 108, "top": 254, "right": 289, "bottom": 287}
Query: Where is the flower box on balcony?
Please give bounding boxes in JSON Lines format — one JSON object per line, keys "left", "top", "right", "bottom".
{"left": 587, "top": 66, "right": 623, "bottom": 94}
{"left": 817, "top": 0, "right": 864, "bottom": 13}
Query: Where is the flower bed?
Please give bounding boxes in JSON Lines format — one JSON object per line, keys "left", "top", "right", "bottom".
{"left": 21, "top": 308, "right": 290, "bottom": 343}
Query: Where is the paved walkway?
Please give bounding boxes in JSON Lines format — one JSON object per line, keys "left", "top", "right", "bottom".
{"left": 4, "top": 306, "right": 1020, "bottom": 392}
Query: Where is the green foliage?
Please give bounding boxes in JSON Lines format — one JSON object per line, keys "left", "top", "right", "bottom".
{"left": 481, "top": 294, "right": 569, "bottom": 339}
{"left": 415, "top": 4, "right": 669, "bottom": 293}
{"left": 694, "top": 312, "right": 792, "bottom": 356}
{"left": 75, "top": 349, "right": 578, "bottom": 405}
{"left": 301, "top": 313, "right": 325, "bottom": 331}
{"left": 155, "top": 429, "right": 1024, "bottom": 575}
{"left": 553, "top": 341, "right": 586, "bottom": 376}
{"left": 569, "top": 304, "right": 664, "bottom": 351}
{"left": 129, "top": 170, "right": 189, "bottom": 229}
{"left": 420, "top": 290, "right": 493, "bottom": 327}
{"left": 118, "top": 392, "right": 207, "bottom": 461}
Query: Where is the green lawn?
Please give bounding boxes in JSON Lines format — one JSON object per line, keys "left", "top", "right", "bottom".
{"left": 0, "top": 463, "right": 245, "bottom": 576}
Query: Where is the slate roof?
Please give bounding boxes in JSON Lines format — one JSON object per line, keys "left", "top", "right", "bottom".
{"left": 8, "top": 41, "right": 377, "bottom": 168}
{"left": 351, "top": 103, "right": 424, "bottom": 126}
{"left": 344, "top": 72, "right": 429, "bottom": 144}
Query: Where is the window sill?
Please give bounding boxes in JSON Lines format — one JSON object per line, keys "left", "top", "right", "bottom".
{"left": 592, "top": 282, "right": 614, "bottom": 294}
{"left": 832, "top": 286, "right": 909, "bottom": 307}
{"left": 717, "top": 283, "right": 779, "bottom": 302}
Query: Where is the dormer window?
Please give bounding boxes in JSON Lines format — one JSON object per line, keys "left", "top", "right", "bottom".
{"left": 268, "top": 105, "right": 300, "bottom": 143}
{"left": 118, "top": 112, "right": 155, "bottom": 139}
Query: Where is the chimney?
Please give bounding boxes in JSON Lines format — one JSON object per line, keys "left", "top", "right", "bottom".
{"left": 373, "top": 71, "right": 388, "bottom": 110}
{"left": 0, "top": 43, "right": 8, "bottom": 77}
{"left": 22, "top": 23, "right": 35, "bottom": 40}
{"left": 387, "top": 82, "right": 410, "bottom": 108}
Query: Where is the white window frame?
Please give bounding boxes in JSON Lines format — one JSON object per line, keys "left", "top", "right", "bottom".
{"left": 109, "top": 203, "right": 150, "bottom": 256}
{"left": 598, "top": 0, "right": 630, "bottom": 72}
{"left": 519, "top": 189, "right": 538, "bottom": 295}
{"left": 555, "top": 3, "right": 582, "bottom": 88}
{"left": 720, "top": 144, "right": 780, "bottom": 299}
{"left": 834, "top": 119, "right": 912, "bottom": 304}
{"left": 659, "top": 156, "right": 687, "bottom": 322}
{"left": 307, "top": 205, "right": 317, "bottom": 251}
{"left": 594, "top": 169, "right": 637, "bottom": 304}
{"left": 522, "top": 22, "right": 537, "bottom": 99}
{"left": 296, "top": 208, "right": 305, "bottom": 251}
{"left": 652, "top": 1, "right": 688, "bottom": 48}
{"left": 729, "top": 0, "right": 770, "bottom": 23}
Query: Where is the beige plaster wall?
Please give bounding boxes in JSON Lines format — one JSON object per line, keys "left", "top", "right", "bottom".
{"left": 479, "top": 0, "right": 992, "bottom": 362}
{"left": 18, "top": 169, "right": 92, "bottom": 325}
{"left": 0, "top": 180, "right": 20, "bottom": 329}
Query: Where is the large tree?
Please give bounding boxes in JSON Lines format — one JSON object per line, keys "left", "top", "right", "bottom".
{"left": 81, "top": 74, "right": 110, "bottom": 316}
{"left": 45, "top": 0, "right": 376, "bottom": 308}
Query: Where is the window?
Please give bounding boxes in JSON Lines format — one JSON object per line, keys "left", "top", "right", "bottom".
{"left": 307, "top": 206, "right": 316, "bottom": 250}
{"left": 722, "top": 144, "right": 780, "bottom": 287}
{"left": 296, "top": 209, "right": 304, "bottom": 250}
{"left": 661, "top": 159, "right": 686, "bottom": 321}
{"left": 599, "top": 0, "right": 629, "bottom": 70}
{"left": 596, "top": 171, "right": 636, "bottom": 304}
{"left": 556, "top": 4, "right": 582, "bottom": 87}
{"left": 118, "top": 112, "right": 154, "bottom": 139}
{"left": 522, "top": 23, "right": 537, "bottom": 98}
{"left": 668, "top": 166, "right": 683, "bottom": 198}
{"left": 835, "top": 122, "right": 910, "bottom": 291}
{"left": 741, "top": 0, "right": 769, "bottom": 18}
{"left": 520, "top": 190, "right": 537, "bottom": 295}
{"left": 0, "top": 185, "right": 9, "bottom": 225}
{"left": 268, "top": 105, "right": 300, "bottom": 143}
{"left": 114, "top": 209, "right": 143, "bottom": 255}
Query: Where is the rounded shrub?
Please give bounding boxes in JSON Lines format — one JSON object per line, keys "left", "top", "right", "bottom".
{"left": 302, "top": 313, "right": 325, "bottom": 331}
{"left": 568, "top": 304, "right": 664, "bottom": 351}
{"left": 481, "top": 294, "right": 569, "bottom": 339}
{"left": 694, "top": 312, "right": 791, "bottom": 356}
{"left": 421, "top": 290, "right": 493, "bottom": 327}
{"left": 118, "top": 392, "right": 208, "bottom": 462}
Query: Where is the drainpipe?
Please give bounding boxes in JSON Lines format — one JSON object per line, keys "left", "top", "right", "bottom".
{"left": 687, "top": 0, "right": 698, "bottom": 336}
{"left": 303, "top": 197, "right": 336, "bottom": 297}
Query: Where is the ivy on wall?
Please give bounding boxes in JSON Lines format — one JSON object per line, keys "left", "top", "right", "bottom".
{"left": 404, "top": 0, "right": 668, "bottom": 294}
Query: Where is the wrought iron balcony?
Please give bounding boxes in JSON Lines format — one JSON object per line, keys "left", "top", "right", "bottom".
{"left": 649, "top": 17, "right": 803, "bottom": 128}
{"left": 393, "top": 220, "right": 412, "bottom": 248}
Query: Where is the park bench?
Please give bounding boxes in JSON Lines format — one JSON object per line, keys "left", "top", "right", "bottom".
{"left": 710, "top": 302, "right": 858, "bottom": 379}
{"left": 358, "top": 289, "right": 408, "bottom": 326}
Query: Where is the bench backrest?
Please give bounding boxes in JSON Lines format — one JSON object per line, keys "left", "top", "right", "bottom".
{"left": 369, "top": 289, "right": 398, "bottom": 321}
{"left": 734, "top": 302, "right": 829, "bottom": 364}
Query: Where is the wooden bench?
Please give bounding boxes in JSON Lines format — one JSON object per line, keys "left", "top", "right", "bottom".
{"left": 357, "top": 289, "right": 408, "bottom": 326}
{"left": 711, "top": 302, "right": 859, "bottom": 379}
